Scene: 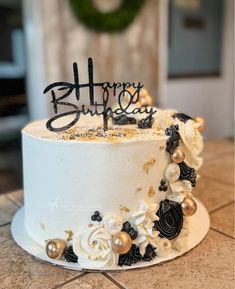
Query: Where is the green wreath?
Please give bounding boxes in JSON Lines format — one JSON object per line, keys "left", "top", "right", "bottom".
{"left": 69, "top": 0, "right": 145, "bottom": 33}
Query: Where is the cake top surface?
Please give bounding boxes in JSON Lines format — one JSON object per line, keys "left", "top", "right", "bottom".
{"left": 22, "top": 114, "right": 169, "bottom": 143}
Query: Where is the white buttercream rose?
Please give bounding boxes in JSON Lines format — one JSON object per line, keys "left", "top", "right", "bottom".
{"left": 170, "top": 180, "right": 192, "bottom": 193}
{"left": 167, "top": 180, "right": 193, "bottom": 203}
{"left": 167, "top": 192, "right": 185, "bottom": 204}
{"left": 103, "top": 215, "right": 123, "bottom": 235}
{"left": 174, "top": 118, "right": 203, "bottom": 169}
{"left": 153, "top": 109, "right": 176, "bottom": 130}
{"left": 73, "top": 224, "right": 118, "bottom": 269}
{"left": 131, "top": 200, "right": 159, "bottom": 256}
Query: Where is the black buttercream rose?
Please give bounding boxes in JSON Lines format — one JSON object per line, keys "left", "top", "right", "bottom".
{"left": 112, "top": 114, "right": 137, "bottom": 125}
{"left": 118, "top": 244, "right": 142, "bottom": 266}
{"left": 165, "top": 125, "right": 181, "bottom": 154}
{"left": 138, "top": 114, "right": 154, "bottom": 129}
{"left": 63, "top": 245, "right": 78, "bottom": 263}
{"left": 172, "top": 113, "right": 192, "bottom": 123}
{"left": 154, "top": 200, "right": 183, "bottom": 240}
{"left": 178, "top": 162, "right": 197, "bottom": 187}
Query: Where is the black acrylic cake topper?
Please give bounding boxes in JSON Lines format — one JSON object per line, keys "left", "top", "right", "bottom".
{"left": 43, "top": 58, "right": 157, "bottom": 132}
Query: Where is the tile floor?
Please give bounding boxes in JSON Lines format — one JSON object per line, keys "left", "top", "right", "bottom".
{"left": 0, "top": 138, "right": 22, "bottom": 194}
{"left": 0, "top": 139, "right": 234, "bottom": 289}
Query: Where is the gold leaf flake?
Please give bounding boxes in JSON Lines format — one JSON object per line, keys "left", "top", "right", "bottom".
{"left": 40, "top": 223, "right": 46, "bottom": 231}
{"left": 148, "top": 186, "right": 156, "bottom": 198}
{"left": 65, "top": 230, "right": 73, "bottom": 241}
{"left": 143, "top": 158, "right": 157, "bottom": 174}
{"left": 119, "top": 205, "right": 130, "bottom": 213}
{"left": 160, "top": 144, "right": 165, "bottom": 150}
{"left": 136, "top": 185, "right": 142, "bottom": 192}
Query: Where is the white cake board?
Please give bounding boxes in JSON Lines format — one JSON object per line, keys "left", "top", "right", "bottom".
{"left": 11, "top": 198, "right": 210, "bottom": 272}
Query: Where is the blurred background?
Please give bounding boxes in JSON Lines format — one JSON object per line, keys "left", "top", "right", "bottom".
{"left": 0, "top": 0, "right": 234, "bottom": 193}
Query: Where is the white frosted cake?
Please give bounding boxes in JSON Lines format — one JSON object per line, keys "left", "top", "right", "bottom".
{"left": 22, "top": 110, "right": 204, "bottom": 269}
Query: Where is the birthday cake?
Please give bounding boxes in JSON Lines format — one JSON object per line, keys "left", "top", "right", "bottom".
{"left": 22, "top": 111, "right": 204, "bottom": 269}
{"left": 20, "top": 58, "right": 205, "bottom": 270}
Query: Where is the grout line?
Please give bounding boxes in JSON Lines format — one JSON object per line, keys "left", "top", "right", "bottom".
{"left": 210, "top": 227, "right": 235, "bottom": 240}
{"left": 0, "top": 188, "right": 23, "bottom": 196}
{"left": 103, "top": 273, "right": 128, "bottom": 289}
{"left": 0, "top": 222, "right": 11, "bottom": 227}
{"left": 0, "top": 239, "right": 7, "bottom": 245}
{"left": 209, "top": 200, "right": 235, "bottom": 215}
{"left": 6, "top": 194, "right": 22, "bottom": 208}
{"left": 51, "top": 272, "right": 89, "bottom": 289}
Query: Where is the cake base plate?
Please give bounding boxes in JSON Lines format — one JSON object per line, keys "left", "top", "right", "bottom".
{"left": 11, "top": 199, "right": 210, "bottom": 271}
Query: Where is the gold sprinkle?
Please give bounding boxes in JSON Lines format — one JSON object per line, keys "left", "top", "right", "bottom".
{"left": 136, "top": 185, "right": 142, "bottom": 192}
{"left": 163, "top": 241, "right": 169, "bottom": 247}
{"left": 40, "top": 223, "right": 46, "bottom": 231}
{"left": 143, "top": 158, "right": 157, "bottom": 174}
{"left": 67, "top": 127, "right": 79, "bottom": 134}
{"left": 60, "top": 127, "right": 140, "bottom": 142}
{"left": 119, "top": 205, "right": 130, "bottom": 212}
{"left": 94, "top": 255, "right": 101, "bottom": 260}
{"left": 148, "top": 186, "right": 156, "bottom": 198}
{"left": 107, "top": 136, "right": 120, "bottom": 143}
{"left": 88, "top": 223, "right": 94, "bottom": 228}
{"left": 65, "top": 230, "right": 73, "bottom": 242}
{"left": 62, "top": 134, "right": 71, "bottom": 140}
{"left": 160, "top": 144, "right": 165, "bottom": 150}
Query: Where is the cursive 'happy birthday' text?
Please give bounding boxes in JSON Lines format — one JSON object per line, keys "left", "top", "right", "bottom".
{"left": 43, "top": 58, "right": 156, "bottom": 132}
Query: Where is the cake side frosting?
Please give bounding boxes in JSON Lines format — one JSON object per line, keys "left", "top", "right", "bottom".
{"left": 23, "top": 115, "right": 169, "bottom": 244}
{"left": 22, "top": 109, "right": 204, "bottom": 269}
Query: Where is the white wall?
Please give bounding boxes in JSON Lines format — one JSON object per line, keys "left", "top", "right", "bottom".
{"left": 159, "top": 0, "right": 234, "bottom": 139}
{"left": 23, "top": 0, "right": 48, "bottom": 119}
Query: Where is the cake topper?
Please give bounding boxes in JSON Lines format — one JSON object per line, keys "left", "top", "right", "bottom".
{"left": 43, "top": 58, "right": 156, "bottom": 132}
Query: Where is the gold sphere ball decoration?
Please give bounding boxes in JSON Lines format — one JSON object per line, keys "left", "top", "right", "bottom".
{"left": 135, "top": 88, "right": 153, "bottom": 107}
{"left": 171, "top": 148, "right": 185, "bottom": 163}
{"left": 45, "top": 238, "right": 67, "bottom": 259}
{"left": 141, "top": 88, "right": 148, "bottom": 96}
{"left": 181, "top": 197, "right": 197, "bottom": 216}
{"left": 112, "top": 232, "right": 132, "bottom": 254}
{"left": 194, "top": 117, "right": 205, "bottom": 132}
{"left": 138, "top": 94, "right": 153, "bottom": 107}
